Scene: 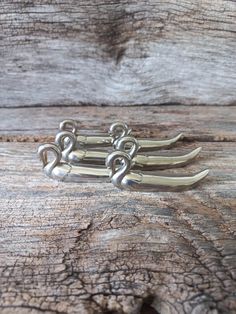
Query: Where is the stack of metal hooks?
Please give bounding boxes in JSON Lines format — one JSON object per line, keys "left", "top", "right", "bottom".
{"left": 37, "top": 119, "right": 209, "bottom": 192}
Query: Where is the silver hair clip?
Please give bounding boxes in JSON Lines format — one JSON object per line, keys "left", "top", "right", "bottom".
{"left": 55, "top": 131, "right": 202, "bottom": 170}
{"left": 59, "top": 119, "right": 182, "bottom": 151}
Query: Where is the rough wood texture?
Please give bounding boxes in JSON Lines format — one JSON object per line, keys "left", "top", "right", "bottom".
{"left": 0, "top": 106, "right": 236, "bottom": 314}
{"left": 1, "top": 105, "right": 236, "bottom": 142}
{"left": 0, "top": 1, "right": 236, "bottom": 107}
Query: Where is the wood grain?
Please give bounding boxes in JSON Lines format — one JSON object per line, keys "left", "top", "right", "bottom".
{"left": 0, "top": 105, "right": 236, "bottom": 142}
{"left": 0, "top": 1, "right": 236, "bottom": 107}
{"left": 0, "top": 140, "right": 236, "bottom": 313}
{"left": 0, "top": 104, "right": 236, "bottom": 313}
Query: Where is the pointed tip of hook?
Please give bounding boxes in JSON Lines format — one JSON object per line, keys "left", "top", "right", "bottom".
{"left": 192, "top": 146, "right": 202, "bottom": 156}
{"left": 176, "top": 133, "right": 183, "bottom": 140}
{"left": 203, "top": 168, "right": 210, "bottom": 176}
{"left": 196, "top": 169, "right": 209, "bottom": 181}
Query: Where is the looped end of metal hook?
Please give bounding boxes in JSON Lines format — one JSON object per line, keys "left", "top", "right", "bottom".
{"left": 59, "top": 119, "right": 79, "bottom": 134}
{"left": 109, "top": 121, "right": 131, "bottom": 139}
{"left": 55, "top": 130, "right": 77, "bottom": 150}
{"left": 115, "top": 135, "right": 141, "bottom": 159}
{"left": 37, "top": 143, "right": 62, "bottom": 168}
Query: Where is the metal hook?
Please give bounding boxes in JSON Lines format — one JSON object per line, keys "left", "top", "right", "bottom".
{"left": 115, "top": 135, "right": 140, "bottom": 159}
{"left": 59, "top": 119, "right": 79, "bottom": 134}
{"left": 38, "top": 143, "right": 110, "bottom": 182}
{"left": 59, "top": 119, "right": 182, "bottom": 151}
{"left": 106, "top": 150, "right": 209, "bottom": 192}
{"left": 109, "top": 121, "right": 132, "bottom": 141}
{"left": 55, "top": 131, "right": 202, "bottom": 170}
{"left": 55, "top": 130, "right": 79, "bottom": 161}
{"left": 37, "top": 143, "right": 62, "bottom": 176}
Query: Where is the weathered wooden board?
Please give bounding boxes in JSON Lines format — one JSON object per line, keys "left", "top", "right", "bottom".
{"left": 0, "top": 105, "right": 236, "bottom": 142}
{"left": 0, "top": 104, "right": 236, "bottom": 313}
{"left": 0, "top": 1, "right": 236, "bottom": 107}
{"left": 0, "top": 140, "right": 236, "bottom": 314}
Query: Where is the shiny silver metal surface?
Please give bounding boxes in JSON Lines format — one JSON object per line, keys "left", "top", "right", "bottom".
{"left": 59, "top": 119, "right": 182, "bottom": 151}
{"left": 38, "top": 120, "right": 209, "bottom": 191}
{"left": 55, "top": 132, "right": 202, "bottom": 170}
{"left": 38, "top": 143, "right": 110, "bottom": 182}
{"left": 116, "top": 136, "right": 201, "bottom": 169}
{"left": 106, "top": 151, "right": 209, "bottom": 192}
{"left": 60, "top": 119, "right": 131, "bottom": 148}
{"left": 136, "top": 133, "right": 183, "bottom": 151}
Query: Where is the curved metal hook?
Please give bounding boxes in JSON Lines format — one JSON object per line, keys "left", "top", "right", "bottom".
{"left": 106, "top": 150, "right": 209, "bottom": 192}
{"left": 115, "top": 136, "right": 140, "bottom": 159}
{"left": 37, "top": 143, "right": 62, "bottom": 173}
{"left": 55, "top": 130, "right": 77, "bottom": 151}
{"left": 109, "top": 122, "right": 132, "bottom": 141}
{"left": 59, "top": 119, "right": 79, "bottom": 134}
{"left": 138, "top": 133, "right": 183, "bottom": 151}
{"left": 106, "top": 150, "right": 132, "bottom": 177}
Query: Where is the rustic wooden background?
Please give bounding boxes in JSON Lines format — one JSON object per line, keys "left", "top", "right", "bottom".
{"left": 0, "top": 0, "right": 236, "bottom": 107}
{"left": 1, "top": 1, "right": 236, "bottom": 314}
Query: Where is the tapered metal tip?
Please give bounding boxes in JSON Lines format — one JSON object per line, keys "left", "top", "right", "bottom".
{"left": 190, "top": 146, "right": 202, "bottom": 158}
{"left": 176, "top": 133, "right": 183, "bottom": 141}
{"left": 195, "top": 169, "right": 209, "bottom": 181}
{"left": 195, "top": 146, "right": 202, "bottom": 153}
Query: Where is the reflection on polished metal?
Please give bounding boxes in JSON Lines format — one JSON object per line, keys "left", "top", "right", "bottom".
{"left": 55, "top": 131, "right": 202, "bottom": 170}
{"left": 39, "top": 120, "right": 209, "bottom": 192}
{"left": 106, "top": 151, "right": 209, "bottom": 192}
{"left": 135, "top": 133, "right": 183, "bottom": 151}
{"left": 38, "top": 143, "right": 110, "bottom": 182}
{"left": 60, "top": 119, "right": 131, "bottom": 148}
{"left": 116, "top": 136, "right": 202, "bottom": 169}
{"left": 59, "top": 119, "right": 182, "bottom": 151}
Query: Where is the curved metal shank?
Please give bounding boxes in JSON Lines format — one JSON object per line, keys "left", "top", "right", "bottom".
{"left": 106, "top": 151, "right": 209, "bottom": 192}
{"left": 38, "top": 143, "right": 110, "bottom": 183}
{"left": 136, "top": 133, "right": 183, "bottom": 151}
{"left": 74, "top": 133, "right": 183, "bottom": 151}
{"left": 50, "top": 164, "right": 110, "bottom": 182}
{"left": 120, "top": 170, "right": 209, "bottom": 192}
{"left": 133, "top": 147, "right": 201, "bottom": 169}
{"left": 59, "top": 119, "right": 182, "bottom": 151}
{"left": 60, "top": 120, "right": 130, "bottom": 148}
{"left": 66, "top": 149, "right": 108, "bottom": 165}
{"left": 75, "top": 135, "right": 113, "bottom": 148}
{"left": 65, "top": 145, "right": 201, "bottom": 170}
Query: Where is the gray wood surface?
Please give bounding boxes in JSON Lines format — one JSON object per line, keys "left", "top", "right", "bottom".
{"left": 0, "top": 105, "right": 236, "bottom": 141}
{"left": 0, "top": 0, "right": 236, "bottom": 107}
{"left": 0, "top": 106, "right": 236, "bottom": 313}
